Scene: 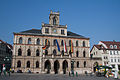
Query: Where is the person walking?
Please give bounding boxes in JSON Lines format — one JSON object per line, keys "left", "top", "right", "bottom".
{"left": 3, "top": 66, "right": 6, "bottom": 76}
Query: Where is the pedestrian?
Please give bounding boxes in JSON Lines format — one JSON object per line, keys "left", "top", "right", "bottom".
{"left": 114, "top": 70, "right": 118, "bottom": 79}
{"left": 3, "top": 66, "right": 6, "bottom": 76}
{"left": 7, "top": 69, "right": 11, "bottom": 77}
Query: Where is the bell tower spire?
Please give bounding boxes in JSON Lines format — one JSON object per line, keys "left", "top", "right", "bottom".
{"left": 49, "top": 10, "right": 60, "bottom": 25}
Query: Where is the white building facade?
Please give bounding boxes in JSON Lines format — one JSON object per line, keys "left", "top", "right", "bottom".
{"left": 91, "top": 41, "right": 120, "bottom": 71}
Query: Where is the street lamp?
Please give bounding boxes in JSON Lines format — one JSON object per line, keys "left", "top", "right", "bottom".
{"left": 3, "top": 57, "right": 11, "bottom": 71}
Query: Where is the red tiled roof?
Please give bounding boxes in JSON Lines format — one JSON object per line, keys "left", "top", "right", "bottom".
{"left": 100, "top": 41, "right": 120, "bottom": 50}
{"left": 94, "top": 45, "right": 105, "bottom": 50}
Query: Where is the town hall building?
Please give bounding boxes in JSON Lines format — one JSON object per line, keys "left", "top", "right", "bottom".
{"left": 12, "top": 11, "right": 101, "bottom": 74}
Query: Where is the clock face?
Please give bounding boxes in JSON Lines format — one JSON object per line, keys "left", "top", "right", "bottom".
{"left": 53, "top": 29, "right": 57, "bottom": 33}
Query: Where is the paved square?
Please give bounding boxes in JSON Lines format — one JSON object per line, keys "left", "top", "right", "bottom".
{"left": 0, "top": 73, "right": 119, "bottom": 80}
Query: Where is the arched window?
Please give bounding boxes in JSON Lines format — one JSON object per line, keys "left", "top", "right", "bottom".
{"left": 61, "top": 50, "right": 64, "bottom": 56}
{"left": 36, "top": 38, "right": 40, "bottom": 45}
{"left": 76, "top": 51, "right": 79, "bottom": 57}
{"left": 83, "top": 51, "right": 86, "bottom": 57}
{"left": 114, "top": 45, "right": 117, "bottom": 49}
{"left": 27, "top": 49, "right": 31, "bottom": 56}
{"left": 28, "top": 38, "right": 31, "bottom": 44}
{"left": 110, "top": 45, "right": 113, "bottom": 49}
{"left": 83, "top": 41, "right": 85, "bottom": 47}
{"left": 69, "top": 40, "right": 71, "bottom": 46}
{"left": 18, "top": 48, "right": 22, "bottom": 56}
{"left": 53, "top": 39, "right": 56, "bottom": 46}
{"left": 17, "top": 60, "right": 21, "bottom": 68}
{"left": 61, "top": 40, "right": 64, "bottom": 46}
{"left": 19, "top": 37, "right": 22, "bottom": 44}
{"left": 45, "top": 50, "right": 48, "bottom": 55}
{"left": 84, "top": 61, "right": 86, "bottom": 67}
{"left": 36, "top": 49, "right": 39, "bottom": 56}
{"left": 53, "top": 49, "right": 56, "bottom": 56}
{"left": 36, "top": 61, "right": 39, "bottom": 68}
{"left": 76, "top": 41, "right": 78, "bottom": 47}
{"left": 77, "top": 61, "right": 79, "bottom": 68}
{"left": 53, "top": 17, "right": 56, "bottom": 25}
{"left": 27, "top": 61, "right": 30, "bottom": 68}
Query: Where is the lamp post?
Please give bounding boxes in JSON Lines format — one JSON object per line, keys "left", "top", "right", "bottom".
{"left": 3, "top": 57, "right": 11, "bottom": 71}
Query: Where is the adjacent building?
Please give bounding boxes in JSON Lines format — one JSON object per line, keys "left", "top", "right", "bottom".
{"left": 0, "top": 39, "right": 12, "bottom": 71}
{"left": 12, "top": 11, "right": 101, "bottom": 74}
{"left": 91, "top": 41, "right": 120, "bottom": 71}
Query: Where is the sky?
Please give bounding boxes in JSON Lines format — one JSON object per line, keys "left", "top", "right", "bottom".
{"left": 0, "top": 0, "right": 120, "bottom": 48}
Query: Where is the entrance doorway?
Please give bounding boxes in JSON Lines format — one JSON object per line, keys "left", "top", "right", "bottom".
{"left": 62, "top": 60, "right": 68, "bottom": 74}
{"left": 45, "top": 60, "right": 51, "bottom": 74}
{"left": 54, "top": 60, "right": 60, "bottom": 74}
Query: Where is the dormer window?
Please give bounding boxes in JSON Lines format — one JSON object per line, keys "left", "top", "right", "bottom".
{"left": 114, "top": 45, "right": 117, "bottom": 49}
{"left": 110, "top": 45, "right": 113, "bottom": 49}
{"left": 53, "top": 17, "right": 56, "bottom": 25}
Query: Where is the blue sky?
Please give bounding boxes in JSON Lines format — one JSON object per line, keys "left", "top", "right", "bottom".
{"left": 0, "top": 0, "right": 120, "bottom": 48}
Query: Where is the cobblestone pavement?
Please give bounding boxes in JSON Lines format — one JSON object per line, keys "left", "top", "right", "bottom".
{"left": 0, "top": 73, "right": 119, "bottom": 80}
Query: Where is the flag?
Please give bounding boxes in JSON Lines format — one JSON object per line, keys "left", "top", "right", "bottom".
{"left": 42, "top": 39, "right": 48, "bottom": 50}
{"left": 70, "top": 40, "right": 73, "bottom": 53}
{"left": 56, "top": 39, "right": 60, "bottom": 52}
{"left": 64, "top": 40, "right": 67, "bottom": 53}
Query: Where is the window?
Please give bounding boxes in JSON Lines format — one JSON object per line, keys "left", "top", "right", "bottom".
{"left": 110, "top": 51, "right": 112, "bottom": 55}
{"left": 61, "top": 30, "right": 64, "bottom": 35}
{"left": 114, "top": 51, "right": 115, "bottom": 55}
{"left": 53, "top": 39, "right": 56, "bottom": 46}
{"left": 61, "top": 40, "right": 64, "bottom": 46}
{"left": 27, "top": 49, "right": 31, "bottom": 56}
{"left": 76, "top": 51, "right": 79, "bottom": 57}
{"left": 83, "top": 41, "right": 85, "bottom": 47}
{"left": 45, "top": 28, "right": 49, "bottom": 33}
{"left": 28, "top": 38, "right": 31, "bottom": 44}
{"left": 114, "top": 45, "right": 117, "bottom": 49}
{"left": 17, "top": 60, "right": 21, "bottom": 68}
{"left": 18, "top": 48, "right": 22, "bottom": 56}
{"left": 53, "top": 49, "right": 56, "bottom": 56}
{"left": 61, "top": 50, "right": 64, "bottom": 56}
{"left": 117, "top": 51, "right": 119, "bottom": 55}
{"left": 27, "top": 61, "right": 30, "bottom": 68}
{"left": 36, "top": 49, "right": 39, "bottom": 56}
{"left": 36, "top": 38, "right": 40, "bottom": 45}
{"left": 118, "top": 59, "right": 120, "bottom": 62}
{"left": 53, "top": 17, "right": 56, "bottom": 25}
{"left": 110, "top": 45, "right": 113, "bottom": 49}
{"left": 111, "top": 59, "right": 113, "bottom": 62}
{"left": 76, "top": 41, "right": 78, "bottom": 47}
{"left": 19, "top": 37, "right": 22, "bottom": 44}
{"left": 84, "top": 61, "right": 86, "bottom": 67}
{"left": 69, "top": 40, "right": 71, "bottom": 46}
{"left": 45, "top": 50, "right": 48, "bottom": 55}
{"left": 83, "top": 51, "right": 86, "bottom": 57}
{"left": 36, "top": 61, "right": 39, "bottom": 68}
{"left": 77, "top": 61, "right": 79, "bottom": 68}
{"left": 115, "top": 59, "right": 116, "bottom": 62}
